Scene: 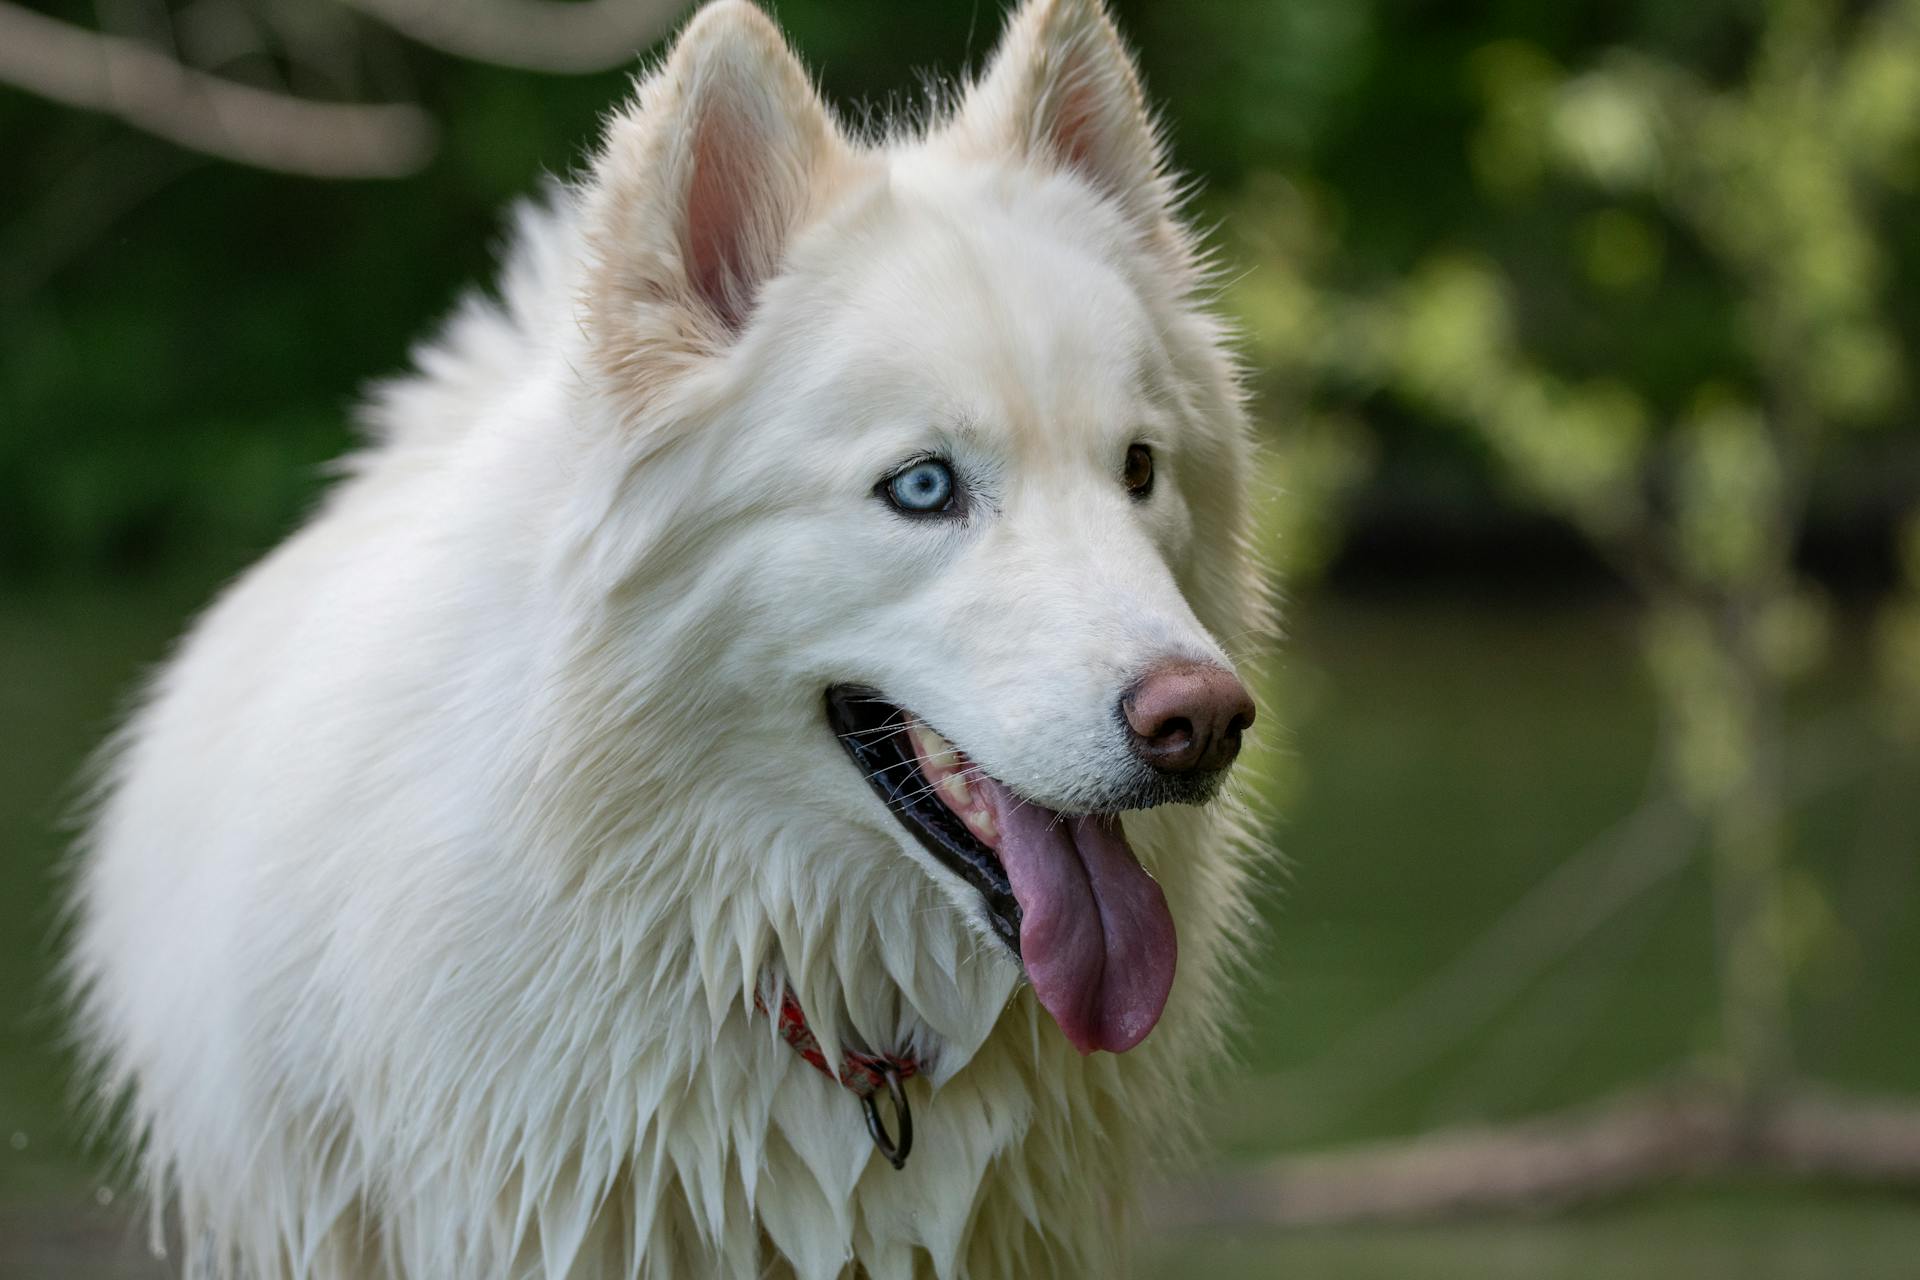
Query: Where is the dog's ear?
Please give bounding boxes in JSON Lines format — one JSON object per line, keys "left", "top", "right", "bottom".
{"left": 582, "top": 1, "right": 845, "bottom": 377}
{"left": 949, "top": 0, "right": 1173, "bottom": 228}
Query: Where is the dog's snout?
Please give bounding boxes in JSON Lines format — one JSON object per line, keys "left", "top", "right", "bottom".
{"left": 1121, "top": 660, "right": 1255, "bottom": 776}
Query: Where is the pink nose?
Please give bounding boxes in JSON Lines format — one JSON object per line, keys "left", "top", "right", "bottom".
{"left": 1121, "top": 660, "right": 1255, "bottom": 775}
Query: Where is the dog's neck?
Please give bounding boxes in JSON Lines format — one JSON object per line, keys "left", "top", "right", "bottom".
{"left": 471, "top": 566, "right": 1197, "bottom": 1274}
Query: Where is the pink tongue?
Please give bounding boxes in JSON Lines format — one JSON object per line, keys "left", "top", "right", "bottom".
{"left": 976, "top": 779, "right": 1177, "bottom": 1054}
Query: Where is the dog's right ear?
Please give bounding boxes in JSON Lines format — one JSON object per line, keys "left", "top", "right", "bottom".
{"left": 582, "top": 1, "right": 846, "bottom": 388}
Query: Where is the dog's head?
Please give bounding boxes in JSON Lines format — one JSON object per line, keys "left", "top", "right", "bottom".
{"left": 571, "top": 0, "right": 1257, "bottom": 1056}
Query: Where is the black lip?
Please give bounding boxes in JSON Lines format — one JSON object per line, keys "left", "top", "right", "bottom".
{"left": 825, "top": 684, "right": 1022, "bottom": 956}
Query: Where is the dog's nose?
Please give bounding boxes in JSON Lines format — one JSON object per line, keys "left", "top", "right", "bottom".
{"left": 1121, "top": 660, "right": 1255, "bottom": 775}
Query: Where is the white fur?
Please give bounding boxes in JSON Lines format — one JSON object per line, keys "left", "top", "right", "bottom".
{"left": 66, "top": 2, "right": 1266, "bottom": 1276}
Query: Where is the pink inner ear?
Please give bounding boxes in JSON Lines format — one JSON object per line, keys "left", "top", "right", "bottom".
{"left": 1049, "top": 65, "right": 1108, "bottom": 177}
{"left": 1037, "top": 47, "right": 1155, "bottom": 209}
{"left": 684, "top": 104, "right": 763, "bottom": 333}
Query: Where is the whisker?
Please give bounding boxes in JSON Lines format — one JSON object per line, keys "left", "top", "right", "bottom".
{"left": 880, "top": 763, "right": 992, "bottom": 809}
{"left": 862, "top": 759, "right": 990, "bottom": 807}
{"left": 842, "top": 722, "right": 919, "bottom": 745}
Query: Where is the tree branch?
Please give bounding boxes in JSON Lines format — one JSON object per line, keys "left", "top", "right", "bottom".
{"left": 0, "top": 1, "right": 434, "bottom": 178}
{"left": 1161, "top": 1084, "right": 1920, "bottom": 1229}
{"left": 338, "top": 0, "right": 688, "bottom": 73}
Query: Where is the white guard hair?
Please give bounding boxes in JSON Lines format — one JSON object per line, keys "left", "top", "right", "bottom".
{"left": 65, "top": 1, "right": 1268, "bottom": 1276}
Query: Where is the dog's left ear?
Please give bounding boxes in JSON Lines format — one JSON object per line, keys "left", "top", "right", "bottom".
{"left": 948, "top": 0, "right": 1174, "bottom": 231}
{"left": 582, "top": 1, "right": 848, "bottom": 388}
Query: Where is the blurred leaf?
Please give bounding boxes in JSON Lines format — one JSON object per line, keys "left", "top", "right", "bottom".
{"left": 1468, "top": 39, "right": 1562, "bottom": 199}
{"left": 1672, "top": 395, "right": 1779, "bottom": 588}
{"left": 1577, "top": 208, "right": 1665, "bottom": 293}
{"left": 1641, "top": 604, "right": 1751, "bottom": 809}
{"left": 1550, "top": 68, "right": 1666, "bottom": 192}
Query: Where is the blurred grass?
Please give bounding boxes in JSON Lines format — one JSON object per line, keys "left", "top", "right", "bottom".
{"left": 1258, "top": 595, "right": 1920, "bottom": 1119}
{"left": 0, "top": 572, "right": 219, "bottom": 1201}
{"left": 2, "top": 574, "right": 1917, "bottom": 1273}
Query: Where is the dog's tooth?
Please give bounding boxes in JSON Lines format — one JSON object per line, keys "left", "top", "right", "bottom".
{"left": 966, "top": 806, "right": 999, "bottom": 847}
{"left": 908, "top": 720, "right": 960, "bottom": 774}
{"left": 905, "top": 721, "right": 937, "bottom": 768}
{"left": 939, "top": 773, "right": 971, "bottom": 809}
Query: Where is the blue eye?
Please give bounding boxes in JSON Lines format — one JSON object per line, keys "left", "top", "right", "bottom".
{"left": 884, "top": 460, "right": 957, "bottom": 514}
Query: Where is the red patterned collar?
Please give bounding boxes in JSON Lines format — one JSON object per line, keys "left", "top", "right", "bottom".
{"left": 757, "top": 986, "right": 919, "bottom": 1169}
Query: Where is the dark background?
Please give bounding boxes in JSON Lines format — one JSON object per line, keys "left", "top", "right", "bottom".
{"left": 11, "top": 0, "right": 1913, "bottom": 591}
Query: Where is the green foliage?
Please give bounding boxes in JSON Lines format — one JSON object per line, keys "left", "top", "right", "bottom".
{"left": 1224, "top": 0, "right": 1920, "bottom": 1095}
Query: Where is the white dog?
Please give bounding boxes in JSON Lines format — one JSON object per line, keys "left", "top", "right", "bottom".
{"left": 67, "top": 1, "right": 1265, "bottom": 1275}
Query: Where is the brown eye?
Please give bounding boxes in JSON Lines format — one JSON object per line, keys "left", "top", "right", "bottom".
{"left": 1123, "top": 444, "right": 1154, "bottom": 497}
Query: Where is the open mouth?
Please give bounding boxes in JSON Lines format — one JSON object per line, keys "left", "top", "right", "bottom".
{"left": 825, "top": 684, "right": 1178, "bottom": 1055}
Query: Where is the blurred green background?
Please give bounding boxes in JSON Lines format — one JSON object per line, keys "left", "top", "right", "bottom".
{"left": 4, "top": 0, "right": 1919, "bottom": 1275}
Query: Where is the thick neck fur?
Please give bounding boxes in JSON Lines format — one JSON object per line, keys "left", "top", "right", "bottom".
{"left": 350, "top": 206, "right": 1248, "bottom": 1271}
